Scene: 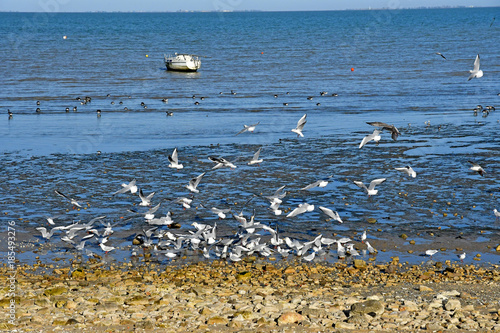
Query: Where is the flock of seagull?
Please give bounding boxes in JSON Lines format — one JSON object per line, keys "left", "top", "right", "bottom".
{"left": 33, "top": 105, "right": 497, "bottom": 265}
{"left": 16, "top": 51, "right": 494, "bottom": 265}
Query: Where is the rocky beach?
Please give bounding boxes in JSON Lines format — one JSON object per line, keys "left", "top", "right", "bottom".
{"left": 2, "top": 256, "right": 500, "bottom": 332}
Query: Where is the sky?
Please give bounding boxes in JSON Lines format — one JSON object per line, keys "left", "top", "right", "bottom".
{"left": 0, "top": 0, "right": 498, "bottom": 12}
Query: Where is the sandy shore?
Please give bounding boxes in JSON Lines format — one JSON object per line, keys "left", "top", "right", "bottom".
{"left": 1, "top": 257, "right": 500, "bottom": 332}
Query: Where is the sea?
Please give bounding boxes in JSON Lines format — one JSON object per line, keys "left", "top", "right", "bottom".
{"left": 0, "top": 8, "right": 499, "bottom": 267}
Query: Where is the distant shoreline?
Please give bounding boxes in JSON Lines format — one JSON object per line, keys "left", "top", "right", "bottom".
{"left": 0, "top": 6, "right": 498, "bottom": 14}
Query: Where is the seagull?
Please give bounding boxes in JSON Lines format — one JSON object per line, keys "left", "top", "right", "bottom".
{"left": 174, "top": 197, "right": 192, "bottom": 209}
{"left": 8, "top": 109, "right": 13, "bottom": 118}
{"left": 113, "top": 179, "right": 138, "bottom": 195}
{"left": 291, "top": 114, "right": 307, "bottom": 137}
{"left": 467, "top": 54, "right": 483, "bottom": 81}
{"left": 54, "top": 190, "right": 82, "bottom": 208}
{"left": 99, "top": 243, "right": 116, "bottom": 253}
{"left": 353, "top": 178, "right": 386, "bottom": 196}
{"left": 457, "top": 252, "right": 466, "bottom": 263}
{"left": 286, "top": 203, "right": 314, "bottom": 218}
{"left": 248, "top": 147, "right": 263, "bottom": 165}
{"left": 168, "top": 148, "right": 184, "bottom": 169}
{"left": 211, "top": 207, "right": 231, "bottom": 219}
{"left": 236, "top": 122, "right": 260, "bottom": 135}
{"left": 318, "top": 206, "right": 343, "bottom": 223}
{"left": 138, "top": 189, "right": 155, "bottom": 206}
{"left": 425, "top": 249, "right": 438, "bottom": 257}
{"left": 208, "top": 156, "right": 237, "bottom": 169}
{"left": 359, "top": 129, "right": 381, "bottom": 148}
{"left": 494, "top": 209, "right": 500, "bottom": 221}
{"left": 36, "top": 226, "right": 64, "bottom": 240}
{"left": 142, "top": 202, "right": 161, "bottom": 220}
{"left": 301, "top": 175, "right": 333, "bottom": 190}
{"left": 395, "top": 165, "right": 417, "bottom": 178}
{"left": 360, "top": 230, "right": 367, "bottom": 243}
{"left": 365, "top": 241, "right": 377, "bottom": 254}
{"left": 366, "top": 122, "right": 400, "bottom": 141}
{"left": 435, "top": 52, "right": 446, "bottom": 59}
{"left": 468, "top": 161, "right": 485, "bottom": 176}
{"left": 186, "top": 172, "right": 206, "bottom": 193}
{"left": 302, "top": 252, "right": 316, "bottom": 262}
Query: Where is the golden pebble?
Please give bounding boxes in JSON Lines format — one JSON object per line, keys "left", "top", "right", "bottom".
{"left": 407, "top": 250, "right": 414, "bottom": 254}
{"left": 480, "top": 230, "right": 485, "bottom": 234}
{"left": 476, "top": 254, "right": 481, "bottom": 257}
{"left": 440, "top": 248, "right": 446, "bottom": 251}
{"left": 433, "top": 200, "right": 437, "bottom": 203}
{"left": 454, "top": 213, "right": 458, "bottom": 216}
{"left": 472, "top": 205, "right": 476, "bottom": 208}
{"left": 438, "top": 226, "right": 442, "bottom": 230}
{"left": 473, "top": 258, "right": 481, "bottom": 261}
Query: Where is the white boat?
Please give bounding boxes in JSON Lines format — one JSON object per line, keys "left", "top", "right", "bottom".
{"left": 164, "top": 53, "right": 201, "bottom": 72}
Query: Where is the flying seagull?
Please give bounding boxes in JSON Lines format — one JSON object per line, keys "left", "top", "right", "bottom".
{"left": 366, "top": 122, "right": 400, "bottom": 141}
{"left": 318, "top": 206, "right": 343, "bottom": 223}
{"left": 291, "top": 114, "right": 307, "bottom": 137}
{"left": 353, "top": 178, "right": 386, "bottom": 196}
{"left": 209, "top": 156, "right": 237, "bottom": 169}
{"left": 359, "top": 129, "right": 381, "bottom": 148}
{"left": 186, "top": 172, "right": 206, "bottom": 193}
{"left": 248, "top": 147, "right": 263, "bottom": 165}
{"left": 168, "top": 148, "right": 183, "bottom": 169}
{"left": 435, "top": 52, "right": 446, "bottom": 59}
{"left": 395, "top": 165, "right": 417, "bottom": 178}
{"left": 467, "top": 54, "right": 483, "bottom": 81}
{"left": 468, "top": 161, "right": 485, "bottom": 176}
{"left": 54, "top": 190, "right": 82, "bottom": 208}
{"left": 236, "top": 122, "right": 260, "bottom": 135}
{"left": 113, "top": 179, "right": 138, "bottom": 195}
{"left": 301, "top": 175, "right": 333, "bottom": 190}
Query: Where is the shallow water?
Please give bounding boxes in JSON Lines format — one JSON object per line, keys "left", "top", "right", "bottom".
{"left": 0, "top": 8, "right": 499, "bottom": 266}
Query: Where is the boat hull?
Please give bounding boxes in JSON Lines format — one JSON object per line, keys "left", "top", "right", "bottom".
{"left": 164, "top": 54, "right": 201, "bottom": 72}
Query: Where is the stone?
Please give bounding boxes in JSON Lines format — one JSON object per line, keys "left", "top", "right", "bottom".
{"left": 444, "top": 299, "right": 461, "bottom": 311}
{"left": 236, "top": 271, "right": 251, "bottom": 281}
{"left": 207, "top": 316, "right": 228, "bottom": 325}
{"left": 283, "top": 267, "right": 295, "bottom": 274}
{"left": 353, "top": 259, "right": 367, "bottom": 270}
{"left": 277, "top": 311, "right": 305, "bottom": 325}
{"left": 44, "top": 286, "right": 68, "bottom": 296}
{"left": 124, "top": 295, "right": 149, "bottom": 306}
{"left": 350, "top": 300, "right": 384, "bottom": 317}
{"left": 419, "top": 285, "right": 433, "bottom": 292}
{"left": 347, "top": 313, "right": 372, "bottom": 324}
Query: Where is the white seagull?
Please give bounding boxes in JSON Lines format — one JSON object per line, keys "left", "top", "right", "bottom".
{"left": 248, "top": 147, "right": 263, "bottom": 165}
{"left": 186, "top": 172, "right": 206, "bottom": 193}
{"left": 138, "top": 189, "right": 155, "bottom": 206}
{"left": 468, "top": 161, "right": 485, "bottom": 176}
{"left": 236, "top": 121, "right": 260, "bottom": 135}
{"left": 457, "top": 252, "right": 466, "bottom": 263}
{"left": 359, "top": 129, "right": 381, "bottom": 149}
{"left": 353, "top": 178, "right": 386, "bottom": 196}
{"left": 211, "top": 207, "right": 231, "bottom": 219}
{"left": 395, "top": 165, "right": 417, "bottom": 178}
{"left": 365, "top": 241, "right": 377, "bottom": 254}
{"left": 467, "top": 54, "right": 483, "bottom": 81}
{"left": 425, "top": 249, "right": 438, "bottom": 257}
{"left": 168, "top": 148, "right": 184, "bottom": 169}
{"left": 494, "top": 209, "right": 500, "bottom": 220}
{"left": 286, "top": 203, "right": 315, "bottom": 218}
{"left": 318, "top": 206, "right": 343, "bottom": 223}
{"left": 209, "top": 156, "right": 237, "bottom": 169}
{"left": 36, "top": 226, "right": 64, "bottom": 240}
{"left": 54, "top": 190, "right": 82, "bottom": 208}
{"left": 99, "top": 243, "right": 116, "bottom": 253}
{"left": 291, "top": 113, "right": 307, "bottom": 137}
{"left": 113, "top": 179, "right": 138, "bottom": 195}
{"left": 301, "top": 175, "right": 333, "bottom": 190}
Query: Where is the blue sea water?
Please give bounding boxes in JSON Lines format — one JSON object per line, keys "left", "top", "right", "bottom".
{"left": 0, "top": 8, "right": 499, "bottom": 265}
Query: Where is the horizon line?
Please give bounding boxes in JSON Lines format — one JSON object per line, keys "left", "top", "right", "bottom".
{"left": 0, "top": 5, "right": 497, "bottom": 14}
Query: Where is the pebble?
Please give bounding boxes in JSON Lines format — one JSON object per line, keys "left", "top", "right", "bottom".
{"left": 1, "top": 261, "right": 499, "bottom": 332}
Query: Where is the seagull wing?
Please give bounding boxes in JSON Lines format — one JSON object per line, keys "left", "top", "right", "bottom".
{"left": 235, "top": 126, "right": 248, "bottom": 136}
{"left": 55, "top": 190, "right": 70, "bottom": 201}
{"left": 252, "top": 147, "right": 262, "bottom": 160}
{"left": 368, "top": 178, "right": 386, "bottom": 191}
{"left": 169, "top": 148, "right": 179, "bottom": 164}
{"left": 296, "top": 114, "right": 307, "bottom": 131}
{"left": 473, "top": 54, "right": 480, "bottom": 72}
{"left": 318, "top": 206, "right": 334, "bottom": 218}
{"left": 301, "top": 180, "right": 321, "bottom": 190}
{"left": 353, "top": 181, "right": 367, "bottom": 191}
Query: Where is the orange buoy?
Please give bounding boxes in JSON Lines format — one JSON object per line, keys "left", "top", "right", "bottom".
{"left": 351, "top": 67, "right": 354, "bottom": 71}
{"left": 261, "top": 52, "right": 264, "bottom": 54}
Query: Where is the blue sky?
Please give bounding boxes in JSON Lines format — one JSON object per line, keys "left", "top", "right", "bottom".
{"left": 0, "top": 0, "right": 497, "bottom": 12}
